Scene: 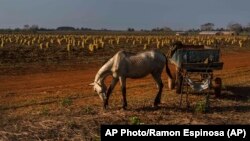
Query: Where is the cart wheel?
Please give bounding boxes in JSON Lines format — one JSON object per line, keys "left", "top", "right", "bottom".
{"left": 213, "top": 77, "right": 222, "bottom": 97}
{"left": 176, "top": 72, "right": 183, "bottom": 94}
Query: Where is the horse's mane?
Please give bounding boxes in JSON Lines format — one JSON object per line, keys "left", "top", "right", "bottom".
{"left": 102, "top": 58, "right": 110, "bottom": 65}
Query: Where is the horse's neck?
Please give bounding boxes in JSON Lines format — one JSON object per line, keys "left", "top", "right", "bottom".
{"left": 95, "top": 59, "right": 113, "bottom": 85}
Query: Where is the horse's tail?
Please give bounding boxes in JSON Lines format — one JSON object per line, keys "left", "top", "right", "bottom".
{"left": 163, "top": 54, "right": 172, "bottom": 79}
{"left": 163, "top": 53, "right": 173, "bottom": 89}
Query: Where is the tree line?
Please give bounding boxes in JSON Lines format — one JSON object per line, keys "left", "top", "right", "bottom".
{"left": 0, "top": 22, "right": 250, "bottom": 33}
{"left": 200, "top": 22, "right": 250, "bottom": 33}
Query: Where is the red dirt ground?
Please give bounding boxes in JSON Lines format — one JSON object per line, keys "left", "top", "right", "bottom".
{"left": 1, "top": 49, "right": 250, "bottom": 140}
{"left": 1, "top": 50, "right": 249, "bottom": 96}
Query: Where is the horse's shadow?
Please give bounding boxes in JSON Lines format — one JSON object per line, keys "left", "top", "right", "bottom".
{"left": 133, "top": 104, "right": 187, "bottom": 112}
{"left": 220, "top": 86, "right": 250, "bottom": 102}
{"left": 209, "top": 85, "right": 250, "bottom": 113}
{"left": 133, "top": 85, "right": 250, "bottom": 113}
{"left": 211, "top": 105, "right": 250, "bottom": 113}
{"left": 134, "top": 106, "right": 160, "bottom": 112}
{"left": 172, "top": 85, "right": 250, "bottom": 102}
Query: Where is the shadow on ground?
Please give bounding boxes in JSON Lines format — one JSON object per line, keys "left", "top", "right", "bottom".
{"left": 221, "top": 86, "right": 250, "bottom": 102}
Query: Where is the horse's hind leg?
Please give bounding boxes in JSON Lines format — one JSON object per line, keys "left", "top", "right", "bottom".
{"left": 152, "top": 73, "right": 163, "bottom": 107}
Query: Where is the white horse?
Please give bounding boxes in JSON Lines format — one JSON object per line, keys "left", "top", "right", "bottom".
{"left": 89, "top": 50, "right": 173, "bottom": 109}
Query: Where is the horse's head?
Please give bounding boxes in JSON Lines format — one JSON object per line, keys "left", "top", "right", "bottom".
{"left": 89, "top": 82, "right": 107, "bottom": 102}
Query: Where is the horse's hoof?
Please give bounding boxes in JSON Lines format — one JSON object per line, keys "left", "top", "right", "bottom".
{"left": 122, "top": 104, "right": 128, "bottom": 110}
{"left": 103, "top": 105, "right": 108, "bottom": 110}
{"left": 152, "top": 104, "right": 159, "bottom": 109}
{"left": 153, "top": 101, "right": 161, "bottom": 107}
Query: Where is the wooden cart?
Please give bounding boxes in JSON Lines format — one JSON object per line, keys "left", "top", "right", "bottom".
{"left": 169, "top": 44, "right": 224, "bottom": 102}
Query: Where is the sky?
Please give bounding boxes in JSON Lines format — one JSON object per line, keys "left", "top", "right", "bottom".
{"left": 0, "top": 0, "right": 249, "bottom": 30}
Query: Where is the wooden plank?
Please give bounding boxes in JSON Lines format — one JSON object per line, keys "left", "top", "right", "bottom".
{"left": 170, "top": 48, "right": 222, "bottom": 68}
{"left": 181, "top": 62, "right": 224, "bottom": 71}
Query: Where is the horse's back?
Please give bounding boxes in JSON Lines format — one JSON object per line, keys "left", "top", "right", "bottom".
{"left": 112, "top": 50, "right": 166, "bottom": 78}
{"left": 129, "top": 50, "right": 165, "bottom": 64}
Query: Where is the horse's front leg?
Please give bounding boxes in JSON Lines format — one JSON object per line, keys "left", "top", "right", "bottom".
{"left": 104, "top": 78, "right": 118, "bottom": 109}
{"left": 119, "top": 77, "right": 127, "bottom": 109}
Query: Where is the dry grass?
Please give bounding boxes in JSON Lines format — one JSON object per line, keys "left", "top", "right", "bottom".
{"left": 1, "top": 79, "right": 250, "bottom": 140}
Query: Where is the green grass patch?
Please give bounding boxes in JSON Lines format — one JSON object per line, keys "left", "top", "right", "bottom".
{"left": 40, "top": 106, "right": 50, "bottom": 116}
{"left": 129, "top": 116, "right": 141, "bottom": 125}
{"left": 60, "top": 97, "right": 73, "bottom": 107}
{"left": 81, "top": 106, "right": 96, "bottom": 115}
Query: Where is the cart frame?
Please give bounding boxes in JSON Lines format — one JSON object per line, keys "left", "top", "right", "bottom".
{"left": 168, "top": 43, "right": 224, "bottom": 108}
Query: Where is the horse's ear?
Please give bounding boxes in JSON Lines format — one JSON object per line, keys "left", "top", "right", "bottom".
{"left": 89, "top": 82, "right": 95, "bottom": 86}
